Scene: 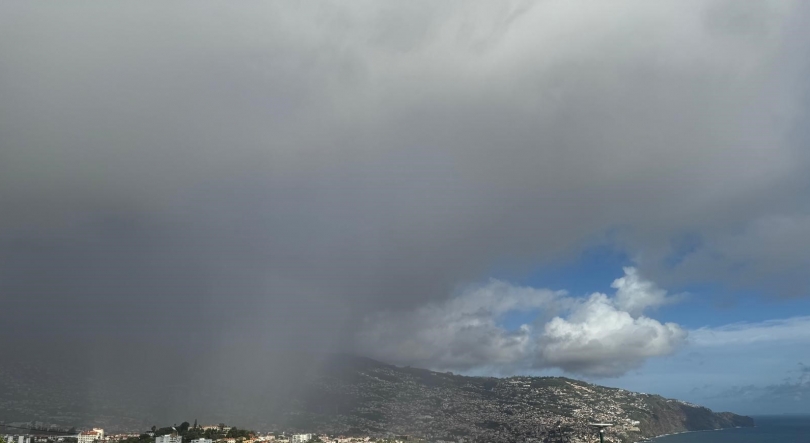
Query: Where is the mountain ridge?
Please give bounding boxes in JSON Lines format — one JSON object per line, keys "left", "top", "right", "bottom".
{"left": 0, "top": 354, "right": 753, "bottom": 442}
{"left": 278, "top": 354, "right": 753, "bottom": 442}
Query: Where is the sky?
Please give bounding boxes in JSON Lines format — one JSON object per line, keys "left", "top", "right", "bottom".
{"left": 1, "top": 0, "right": 810, "bottom": 420}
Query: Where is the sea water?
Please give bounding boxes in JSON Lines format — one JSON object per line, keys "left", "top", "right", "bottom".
{"left": 650, "top": 416, "right": 810, "bottom": 443}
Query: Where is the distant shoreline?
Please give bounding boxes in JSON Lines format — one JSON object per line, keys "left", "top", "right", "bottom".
{"left": 645, "top": 425, "right": 748, "bottom": 442}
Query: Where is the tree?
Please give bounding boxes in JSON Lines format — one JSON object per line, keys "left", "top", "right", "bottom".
{"left": 151, "top": 427, "right": 157, "bottom": 433}
{"left": 180, "top": 423, "right": 190, "bottom": 433}
{"left": 193, "top": 420, "right": 197, "bottom": 430}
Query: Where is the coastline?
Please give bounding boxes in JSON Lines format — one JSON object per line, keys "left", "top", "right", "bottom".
{"left": 643, "top": 424, "right": 751, "bottom": 442}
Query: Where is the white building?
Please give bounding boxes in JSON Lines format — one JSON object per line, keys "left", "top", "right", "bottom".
{"left": 78, "top": 429, "right": 104, "bottom": 443}
{"left": 191, "top": 439, "right": 212, "bottom": 443}
{"left": 156, "top": 436, "right": 182, "bottom": 443}
{"left": 291, "top": 435, "right": 312, "bottom": 443}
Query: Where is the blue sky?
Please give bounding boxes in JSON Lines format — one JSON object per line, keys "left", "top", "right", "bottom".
{"left": 514, "top": 245, "right": 810, "bottom": 329}
{"left": 490, "top": 247, "right": 810, "bottom": 415}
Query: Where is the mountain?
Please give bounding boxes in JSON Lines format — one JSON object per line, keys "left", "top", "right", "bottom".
{"left": 277, "top": 355, "right": 753, "bottom": 442}
{"left": 0, "top": 354, "right": 752, "bottom": 442}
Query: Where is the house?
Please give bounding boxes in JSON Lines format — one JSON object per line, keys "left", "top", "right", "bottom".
{"left": 78, "top": 429, "right": 104, "bottom": 443}
{"left": 156, "top": 435, "right": 182, "bottom": 443}
{"left": 291, "top": 435, "right": 312, "bottom": 443}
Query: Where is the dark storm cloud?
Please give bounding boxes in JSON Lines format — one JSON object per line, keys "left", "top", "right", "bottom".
{"left": 1, "top": 0, "right": 810, "bottom": 415}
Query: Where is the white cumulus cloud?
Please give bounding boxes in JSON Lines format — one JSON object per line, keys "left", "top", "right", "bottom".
{"left": 612, "top": 266, "right": 677, "bottom": 316}
{"left": 356, "top": 267, "right": 686, "bottom": 377}
{"left": 540, "top": 292, "right": 686, "bottom": 376}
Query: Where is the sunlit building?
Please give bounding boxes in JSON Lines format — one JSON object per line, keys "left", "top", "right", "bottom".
{"left": 156, "top": 435, "right": 182, "bottom": 443}
{"left": 291, "top": 435, "right": 312, "bottom": 443}
{"left": 78, "top": 429, "right": 104, "bottom": 443}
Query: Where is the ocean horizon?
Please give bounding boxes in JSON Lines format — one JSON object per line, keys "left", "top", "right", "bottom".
{"left": 649, "top": 415, "right": 810, "bottom": 443}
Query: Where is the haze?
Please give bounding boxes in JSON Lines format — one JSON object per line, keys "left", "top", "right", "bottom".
{"left": 2, "top": 0, "right": 809, "bottom": 423}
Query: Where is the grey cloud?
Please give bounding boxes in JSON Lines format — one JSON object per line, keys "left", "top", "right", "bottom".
{"left": 1, "top": 0, "right": 810, "bottom": 423}
{"left": 356, "top": 280, "right": 563, "bottom": 372}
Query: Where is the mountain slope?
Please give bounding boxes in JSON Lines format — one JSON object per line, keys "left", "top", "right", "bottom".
{"left": 0, "top": 354, "right": 752, "bottom": 442}
{"left": 278, "top": 355, "right": 753, "bottom": 442}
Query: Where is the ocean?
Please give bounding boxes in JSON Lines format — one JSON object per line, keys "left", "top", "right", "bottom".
{"left": 650, "top": 416, "right": 810, "bottom": 443}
